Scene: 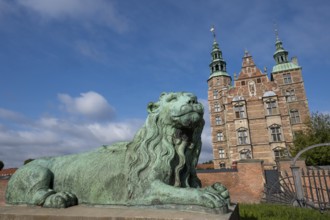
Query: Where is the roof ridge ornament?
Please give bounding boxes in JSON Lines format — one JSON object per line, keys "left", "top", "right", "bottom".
{"left": 210, "top": 25, "right": 216, "bottom": 41}
{"left": 274, "top": 22, "right": 280, "bottom": 41}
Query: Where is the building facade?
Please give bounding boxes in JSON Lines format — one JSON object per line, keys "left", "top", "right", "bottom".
{"left": 207, "top": 33, "right": 310, "bottom": 169}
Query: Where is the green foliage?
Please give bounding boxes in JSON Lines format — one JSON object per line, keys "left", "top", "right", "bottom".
{"left": 24, "top": 159, "right": 34, "bottom": 165}
{"left": 291, "top": 112, "right": 330, "bottom": 166}
{"left": 239, "top": 203, "right": 330, "bottom": 220}
{"left": 0, "top": 160, "right": 4, "bottom": 170}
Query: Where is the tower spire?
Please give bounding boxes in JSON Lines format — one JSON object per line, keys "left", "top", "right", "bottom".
{"left": 208, "top": 25, "right": 230, "bottom": 80}
{"left": 273, "top": 24, "right": 289, "bottom": 65}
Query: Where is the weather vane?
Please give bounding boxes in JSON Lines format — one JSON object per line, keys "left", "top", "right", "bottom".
{"left": 273, "top": 22, "right": 279, "bottom": 41}
{"left": 210, "top": 25, "right": 216, "bottom": 40}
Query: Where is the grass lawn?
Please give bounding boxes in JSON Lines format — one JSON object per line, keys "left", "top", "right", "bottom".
{"left": 239, "top": 203, "right": 330, "bottom": 220}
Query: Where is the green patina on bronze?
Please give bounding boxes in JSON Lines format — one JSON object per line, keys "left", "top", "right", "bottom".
{"left": 6, "top": 92, "right": 229, "bottom": 210}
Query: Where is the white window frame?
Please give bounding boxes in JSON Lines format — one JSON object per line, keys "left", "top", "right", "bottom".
{"left": 270, "top": 125, "right": 282, "bottom": 142}
{"left": 213, "top": 89, "right": 218, "bottom": 99}
{"left": 218, "top": 148, "right": 225, "bottom": 159}
{"left": 237, "top": 128, "right": 249, "bottom": 145}
{"left": 283, "top": 73, "right": 292, "bottom": 84}
{"left": 234, "top": 105, "right": 246, "bottom": 119}
{"left": 266, "top": 99, "right": 278, "bottom": 115}
{"left": 286, "top": 89, "right": 296, "bottom": 102}
{"left": 215, "top": 116, "right": 222, "bottom": 125}
{"left": 214, "top": 103, "right": 221, "bottom": 112}
{"left": 290, "top": 109, "right": 301, "bottom": 124}
{"left": 217, "top": 132, "right": 224, "bottom": 141}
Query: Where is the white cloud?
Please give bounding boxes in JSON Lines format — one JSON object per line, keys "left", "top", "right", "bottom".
{"left": 0, "top": 94, "right": 213, "bottom": 168}
{"left": 199, "top": 98, "right": 213, "bottom": 163}
{"left": 16, "top": 0, "right": 129, "bottom": 33}
{"left": 0, "top": 114, "right": 144, "bottom": 168}
{"left": 0, "top": 108, "right": 28, "bottom": 123}
{"left": 58, "top": 91, "right": 115, "bottom": 121}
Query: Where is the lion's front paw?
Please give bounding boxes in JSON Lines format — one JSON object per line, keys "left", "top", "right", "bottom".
{"left": 200, "top": 191, "right": 224, "bottom": 209}
{"left": 204, "top": 183, "right": 230, "bottom": 205}
{"left": 43, "top": 192, "right": 78, "bottom": 208}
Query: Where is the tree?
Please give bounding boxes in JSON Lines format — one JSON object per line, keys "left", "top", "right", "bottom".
{"left": 291, "top": 112, "right": 330, "bottom": 166}
{"left": 0, "top": 160, "right": 3, "bottom": 170}
{"left": 24, "top": 159, "right": 34, "bottom": 165}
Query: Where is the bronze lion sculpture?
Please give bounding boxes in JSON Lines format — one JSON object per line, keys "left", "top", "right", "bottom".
{"left": 6, "top": 92, "right": 229, "bottom": 211}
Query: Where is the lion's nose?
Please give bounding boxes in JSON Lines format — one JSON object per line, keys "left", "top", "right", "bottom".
{"left": 187, "top": 97, "right": 197, "bottom": 105}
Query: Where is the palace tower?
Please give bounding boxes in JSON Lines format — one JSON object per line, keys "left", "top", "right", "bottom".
{"left": 207, "top": 30, "right": 310, "bottom": 169}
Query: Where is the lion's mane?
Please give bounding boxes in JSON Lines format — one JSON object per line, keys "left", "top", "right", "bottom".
{"left": 126, "top": 94, "right": 204, "bottom": 199}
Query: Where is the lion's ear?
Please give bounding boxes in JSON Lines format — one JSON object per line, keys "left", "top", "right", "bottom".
{"left": 147, "top": 102, "right": 159, "bottom": 114}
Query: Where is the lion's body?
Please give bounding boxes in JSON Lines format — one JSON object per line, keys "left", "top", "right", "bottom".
{"left": 6, "top": 142, "right": 130, "bottom": 205}
{"left": 6, "top": 92, "right": 229, "bottom": 211}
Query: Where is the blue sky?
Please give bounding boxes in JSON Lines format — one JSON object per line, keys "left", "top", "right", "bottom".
{"left": 0, "top": 0, "right": 329, "bottom": 168}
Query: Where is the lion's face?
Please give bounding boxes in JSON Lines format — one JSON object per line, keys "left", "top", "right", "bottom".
{"left": 147, "top": 92, "right": 204, "bottom": 128}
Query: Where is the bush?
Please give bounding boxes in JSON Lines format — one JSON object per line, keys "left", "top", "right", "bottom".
{"left": 239, "top": 203, "right": 330, "bottom": 220}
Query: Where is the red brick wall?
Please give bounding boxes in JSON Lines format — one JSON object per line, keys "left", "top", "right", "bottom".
{"left": 0, "top": 179, "right": 8, "bottom": 206}
{"left": 198, "top": 159, "right": 265, "bottom": 203}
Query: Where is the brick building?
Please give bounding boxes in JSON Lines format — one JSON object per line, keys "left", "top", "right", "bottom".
{"left": 207, "top": 31, "right": 310, "bottom": 169}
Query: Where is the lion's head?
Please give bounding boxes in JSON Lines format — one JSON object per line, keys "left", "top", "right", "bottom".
{"left": 127, "top": 92, "right": 204, "bottom": 199}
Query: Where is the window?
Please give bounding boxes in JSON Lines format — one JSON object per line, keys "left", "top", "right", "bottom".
{"left": 241, "top": 81, "right": 246, "bottom": 86}
{"left": 270, "top": 125, "right": 282, "bottom": 142}
{"left": 219, "top": 162, "right": 226, "bottom": 168}
{"left": 215, "top": 116, "right": 222, "bottom": 125}
{"left": 240, "top": 149, "right": 252, "bottom": 159}
{"left": 217, "top": 132, "right": 224, "bottom": 141}
{"left": 290, "top": 110, "right": 300, "bottom": 124}
{"left": 234, "top": 105, "right": 246, "bottom": 119}
{"left": 214, "top": 103, "right": 220, "bottom": 112}
{"left": 218, "top": 148, "right": 225, "bottom": 159}
{"left": 266, "top": 100, "right": 278, "bottom": 115}
{"left": 257, "top": 78, "right": 261, "bottom": 83}
{"left": 273, "top": 147, "right": 287, "bottom": 160}
{"left": 213, "top": 89, "right": 218, "bottom": 99}
{"left": 286, "top": 89, "right": 296, "bottom": 102}
{"left": 283, "top": 73, "right": 292, "bottom": 84}
{"left": 237, "top": 128, "right": 248, "bottom": 145}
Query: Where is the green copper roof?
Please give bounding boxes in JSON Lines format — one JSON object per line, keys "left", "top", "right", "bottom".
{"left": 208, "top": 71, "right": 230, "bottom": 80}
{"left": 272, "top": 62, "right": 301, "bottom": 73}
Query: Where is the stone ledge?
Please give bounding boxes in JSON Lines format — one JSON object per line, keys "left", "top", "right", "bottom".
{"left": 0, "top": 204, "right": 239, "bottom": 220}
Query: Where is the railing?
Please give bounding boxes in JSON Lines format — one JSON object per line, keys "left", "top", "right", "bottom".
{"left": 264, "top": 143, "right": 330, "bottom": 212}
{"left": 301, "top": 168, "right": 330, "bottom": 211}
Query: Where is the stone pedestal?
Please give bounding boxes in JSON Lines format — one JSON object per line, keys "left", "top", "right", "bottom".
{"left": 0, "top": 204, "right": 239, "bottom": 220}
